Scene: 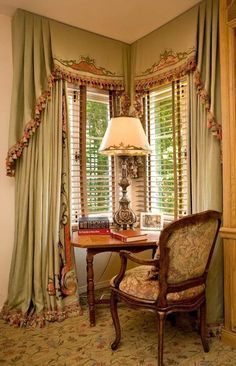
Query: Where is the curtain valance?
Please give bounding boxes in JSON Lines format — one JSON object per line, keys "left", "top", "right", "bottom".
{"left": 132, "top": 6, "right": 198, "bottom": 91}
{"left": 50, "top": 20, "right": 127, "bottom": 91}
{"left": 6, "top": 9, "right": 128, "bottom": 176}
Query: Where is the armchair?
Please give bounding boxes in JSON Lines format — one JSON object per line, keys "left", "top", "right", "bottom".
{"left": 110, "top": 210, "right": 221, "bottom": 366}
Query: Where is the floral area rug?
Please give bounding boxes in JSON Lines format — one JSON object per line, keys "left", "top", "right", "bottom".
{"left": 0, "top": 302, "right": 236, "bottom": 366}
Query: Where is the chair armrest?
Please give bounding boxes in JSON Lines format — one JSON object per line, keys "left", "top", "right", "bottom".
{"left": 112, "top": 250, "right": 159, "bottom": 288}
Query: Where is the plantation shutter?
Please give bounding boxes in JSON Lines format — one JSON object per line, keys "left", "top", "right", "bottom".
{"left": 68, "top": 85, "right": 114, "bottom": 227}
{"left": 131, "top": 96, "right": 149, "bottom": 222}
{"left": 68, "top": 86, "right": 82, "bottom": 226}
{"left": 86, "top": 89, "right": 113, "bottom": 216}
{"left": 147, "top": 77, "right": 189, "bottom": 219}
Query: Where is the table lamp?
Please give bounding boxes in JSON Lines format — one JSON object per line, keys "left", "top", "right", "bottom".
{"left": 99, "top": 116, "right": 151, "bottom": 230}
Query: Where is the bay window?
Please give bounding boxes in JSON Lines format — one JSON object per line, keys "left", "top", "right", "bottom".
{"left": 68, "top": 77, "right": 190, "bottom": 229}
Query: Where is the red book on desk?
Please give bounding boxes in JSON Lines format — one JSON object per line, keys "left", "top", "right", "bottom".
{"left": 78, "top": 228, "right": 111, "bottom": 235}
{"left": 111, "top": 229, "right": 147, "bottom": 242}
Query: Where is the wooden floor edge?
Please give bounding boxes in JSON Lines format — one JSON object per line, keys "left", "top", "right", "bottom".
{"left": 221, "top": 328, "right": 236, "bottom": 347}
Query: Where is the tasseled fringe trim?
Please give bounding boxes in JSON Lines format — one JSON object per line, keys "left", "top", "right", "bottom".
{"left": 135, "top": 55, "right": 196, "bottom": 91}
{"left": 6, "top": 68, "right": 125, "bottom": 177}
{"left": 0, "top": 301, "right": 83, "bottom": 328}
{"left": 193, "top": 69, "right": 222, "bottom": 140}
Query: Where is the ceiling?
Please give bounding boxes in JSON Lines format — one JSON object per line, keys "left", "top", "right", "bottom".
{"left": 0, "top": 0, "right": 201, "bottom": 44}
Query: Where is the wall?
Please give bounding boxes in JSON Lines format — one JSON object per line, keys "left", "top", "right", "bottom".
{"left": 0, "top": 14, "right": 14, "bottom": 309}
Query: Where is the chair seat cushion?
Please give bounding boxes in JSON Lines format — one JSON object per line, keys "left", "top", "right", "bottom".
{"left": 110, "top": 265, "right": 205, "bottom": 302}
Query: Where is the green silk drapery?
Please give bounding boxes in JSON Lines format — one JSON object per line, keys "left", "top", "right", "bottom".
{"left": 2, "top": 79, "right": 82, "bottom": 326}
{"left": 2, "top": 11, "right": 82, "bottom": 326}
{"left": 190, "top": 0, "right": 223, "bottom": 324}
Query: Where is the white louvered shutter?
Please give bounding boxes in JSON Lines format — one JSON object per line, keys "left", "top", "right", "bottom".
{"left": 86, "top": 89, "right": 113, "bottom": 216}
{"left": 146, "top": 77, "right": 189, "bottom": 220}
{"left": 68, "top": 86, "right": 81, "bottom": 226}
{"left": 68, "top": 85, "right": 113, "bottom": 227}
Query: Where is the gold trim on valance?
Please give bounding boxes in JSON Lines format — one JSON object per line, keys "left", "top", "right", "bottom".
{"left": 54, "top": 56, "right": 125, "bottom": 91}
{"left": 55, "top": 56, "right": 119, "bottom": 77}
{"left": 140, "top": 49, "right": 196, "bottom": 77}
{"left": 54, "top": 64, "right": 124, "bottom": 91}
{"left": 135, "top": 53, "right": 196, "bottom": 91}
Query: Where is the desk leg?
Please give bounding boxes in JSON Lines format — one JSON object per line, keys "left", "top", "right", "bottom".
{"left": 86, "top": 250, "right": 96, "bottom": 326}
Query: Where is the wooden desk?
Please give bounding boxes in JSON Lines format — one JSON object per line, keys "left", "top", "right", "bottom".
{"left": 71, "top": 232, "right": 159, "bottom": 326}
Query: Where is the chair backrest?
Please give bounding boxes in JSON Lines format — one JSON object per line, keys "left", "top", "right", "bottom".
{"left": 158, "top": 211, "right": 221, "bottom": 292}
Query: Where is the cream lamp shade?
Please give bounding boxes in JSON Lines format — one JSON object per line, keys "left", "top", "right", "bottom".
{"left": 99, "top": 117, "right": 151, "bottom": 156}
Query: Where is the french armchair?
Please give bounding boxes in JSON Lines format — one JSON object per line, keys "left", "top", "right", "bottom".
{"left": 110, "top": 210, "right": 221, "bottom": 366}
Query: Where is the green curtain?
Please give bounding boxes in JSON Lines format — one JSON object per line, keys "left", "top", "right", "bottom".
{"left": 2, "top": 79, "right": 81, "bottom": 326}
{"left": 4, "top": 9, "right": 130, "bottom": 327}
{"left": 2, "top": 10, "right": 81, "bottom": 326}
{"left": 190, "top": 0, "right": 223, "bottom": 325}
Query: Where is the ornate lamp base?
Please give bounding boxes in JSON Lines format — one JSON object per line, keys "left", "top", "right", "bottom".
{"left": 113, "top": 157, "right": 137, "bottom": 230}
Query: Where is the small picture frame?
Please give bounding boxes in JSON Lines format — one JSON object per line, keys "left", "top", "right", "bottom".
{"left": 140, "top": 212, "right": 163, "bottom": 231}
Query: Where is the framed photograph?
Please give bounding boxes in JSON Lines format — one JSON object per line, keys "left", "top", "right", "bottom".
{"left": 140, "top": 212, "right": 163, "bottom": 231}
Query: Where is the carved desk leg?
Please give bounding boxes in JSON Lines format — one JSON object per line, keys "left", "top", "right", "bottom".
{"left": 86, "top": 250, "right": 96, "bottom": 326}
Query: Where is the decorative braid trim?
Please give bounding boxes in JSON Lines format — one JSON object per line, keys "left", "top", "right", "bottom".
{"left": 135, "top": 55, "right": 196, "bottom": 91}
{"left": 6, "top": 90, "right": 52, "bottom": 177}
{"left": 6, "top": 67, "right": 125, "bottom": 177}
{"left": 194, "top": 69, "right": 222, "bottom": 140}
{"left": 53, "top": 64, "right": 124, "bottom": 91}
{"left": 0, "top": 301, "right": 82, "bottom": 328}
{"left": 6, "top": 73, "right": 58, "bottom": 177}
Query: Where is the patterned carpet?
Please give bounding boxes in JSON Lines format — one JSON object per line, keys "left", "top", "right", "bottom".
{"left": 1, "top": 296, "right": 236, "bottom": 366}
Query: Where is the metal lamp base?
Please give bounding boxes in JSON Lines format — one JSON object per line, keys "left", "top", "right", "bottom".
{"left": 113, "top": 157, "right": 137, "bottom": 230}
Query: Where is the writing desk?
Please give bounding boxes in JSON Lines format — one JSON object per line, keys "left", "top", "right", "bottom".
{"left": 71, "top": 231, "right": 159, "bottom": 326}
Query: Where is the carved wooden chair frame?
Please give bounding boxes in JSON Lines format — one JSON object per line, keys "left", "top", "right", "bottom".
{"left": 110, "top": 210, "right": 222, "bottom": 366}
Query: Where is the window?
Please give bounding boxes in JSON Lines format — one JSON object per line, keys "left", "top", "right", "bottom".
{"left": 68, "top": 86, "right": 114, "bottom": 227}
{"left": 146, "top": 78, "right": 189, "bottom": 219}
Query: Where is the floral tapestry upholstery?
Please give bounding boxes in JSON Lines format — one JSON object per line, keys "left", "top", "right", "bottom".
{"left": 110, "top": 265, "right": 205, "bottom": 302}
{"left": 166, "top": 219, "right": 218, "bottom": 284}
